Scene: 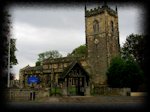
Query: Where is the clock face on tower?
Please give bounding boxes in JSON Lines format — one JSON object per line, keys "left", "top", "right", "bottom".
{"left": 94, "top": 39, "right": 99, "bottom": 44}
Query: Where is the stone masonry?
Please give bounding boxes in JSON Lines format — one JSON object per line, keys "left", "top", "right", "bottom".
{"left": 85, "top": 4, "right": 120, "bottom": 87}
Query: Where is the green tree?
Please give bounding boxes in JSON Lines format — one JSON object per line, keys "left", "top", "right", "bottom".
{"left": 5, "top": 38, "right": 18, "bottom": 68}
{"left": 35, "top": 61, "right": 41, "bottom": 66}
{"left": 121, "top": 34, "right": 146, "bottom": 91}
{"left": 36, "top": 50, "right": 62, "bottom": 66}
{"left": 67, "top": 44, "right": 87, "bottom": 57}
{"left": 107, "top": 56, "right": 144, "bottom": 91}
{"left": 10, "top": 38, "right": 18, "bottom": 67}
{"left": 121, "top": 34, "right": 145, "bottom": 70}
{"left": 44, "top": 50, "right": 62, "bottom": 59}
{"left": 38, "top": 52, "right": 45, "bottom": 62}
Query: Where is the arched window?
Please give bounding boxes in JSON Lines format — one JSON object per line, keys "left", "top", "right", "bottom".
{"left": 111, "top": 21, "right": 114, "bottom": 32}
{"left": 93, "top": 20, "right": 99, "bottom": 34}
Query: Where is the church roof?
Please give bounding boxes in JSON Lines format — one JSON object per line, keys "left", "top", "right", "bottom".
{"left": 60, "top": 61, "right": 89, "bottom": 79}
{"left": 19, "top": 65, "right": 30, "bottom": 71}
{"left": 42, "top": 56, "right": 85, "bottom": 64}
{"left": 24, "top": 66, "right": 43, "bottom": 71}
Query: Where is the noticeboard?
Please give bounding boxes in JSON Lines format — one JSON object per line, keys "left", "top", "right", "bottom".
{"left": 27, "top": 76, "right": 40, "bottom": 84}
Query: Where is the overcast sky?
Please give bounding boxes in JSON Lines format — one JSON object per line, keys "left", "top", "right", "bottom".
{"left": 9, "top": 3, "right": 144, "bottom": 79}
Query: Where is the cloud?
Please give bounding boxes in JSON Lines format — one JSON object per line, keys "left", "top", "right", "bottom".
{"left": 10, "top": 7, "right": 85, "bottom": 30}
{"left": 11, "top": 21, "right": 85, "bottom": 79}
{"left": 12, "top": 22, "right": 85, "bottom": 53}
{"left": 118, "top": 6, "right": 144, "bottom": 46}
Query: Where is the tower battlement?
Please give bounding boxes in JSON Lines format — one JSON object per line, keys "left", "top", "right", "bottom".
{"left": 85, "top": 5, "right": 118, "bottom": 17}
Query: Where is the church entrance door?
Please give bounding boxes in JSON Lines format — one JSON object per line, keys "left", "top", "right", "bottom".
{"left": 67, "top": 77, "right": 85, "bottom": 96}
{"left": 76, "top": 77, "right": 84, "bottom": 96}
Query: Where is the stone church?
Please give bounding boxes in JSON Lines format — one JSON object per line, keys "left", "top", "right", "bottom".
{"left": 19, "top": 4, "right": 120, "bottom": 96}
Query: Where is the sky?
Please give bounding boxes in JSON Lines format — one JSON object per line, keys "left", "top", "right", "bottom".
{"left": 9, "top": 3, "right": 145, "bottom": 80}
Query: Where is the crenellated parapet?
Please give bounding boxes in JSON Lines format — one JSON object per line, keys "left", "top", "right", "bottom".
{"left": 85, "top": 5, "right": 117, "bottom": 18}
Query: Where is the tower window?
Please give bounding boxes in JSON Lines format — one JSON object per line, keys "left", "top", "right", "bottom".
{"left": 93, "top": 20, "right": 99, "bottom": 34}
{"left": 111, "top": 21, "right": 114, "bottom": 32}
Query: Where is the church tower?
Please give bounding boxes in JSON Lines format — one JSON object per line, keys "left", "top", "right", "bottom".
{"left": 85, "top": 4, "right": 120, "bottom": 88}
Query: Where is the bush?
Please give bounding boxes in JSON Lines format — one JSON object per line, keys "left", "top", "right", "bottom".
{"left": 107, "top": 57, "right": 144, "bottom": 91}
{"left": 50, "top": 87, "right": 62, "bottom": 96}
{"left": 68, "top": 86, "right": 76, "bottom": 95}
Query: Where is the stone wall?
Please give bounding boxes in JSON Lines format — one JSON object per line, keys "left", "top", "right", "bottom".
{"left": 92, "top": 87, "right": 131, "bottom": 96}
{"left": 5, "top": 87, "right": 131, "bottom": 101}
{"left": 6, "top": 89, "right": 31, "bottom": 101}
{"left": 107, "top": 88, "right": 131, "bottom": 96}
{"left": 36, "top": 88, "right": 50, "bottom": 98}
{"left": 6, "top": 88, "right": 50, "bottom": 101}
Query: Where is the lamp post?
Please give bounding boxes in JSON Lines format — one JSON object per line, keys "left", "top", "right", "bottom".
{"left": 7, "top": 37, "right": 10, "bottom": 88}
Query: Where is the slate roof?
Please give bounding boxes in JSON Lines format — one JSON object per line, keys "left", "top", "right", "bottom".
{"left": 60, "top": 61, "right": 89, "bottom": 79}
{"left": 20, "top": 65, "right": 30, "bottom": 71}
{"left": 43, "top": 56, "right": 85, "bottom": 64}
{"left": 24, "top": 66, "right": 43, "bottom": 71}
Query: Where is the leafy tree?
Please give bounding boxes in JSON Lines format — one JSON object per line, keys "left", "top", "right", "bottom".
{"left": 5, "top": 38, "right": 18, "bottom": 68}
{"left": 36, "top": 50, "right": 62, "bottom": 65}
{"left": 121, "top": 34, "right": 146, "bottom": 91}
{"left": 121, "top": 34, "right": 145, "bottom": 70}
{"left": 35, "top": 61, "right": 41, "bottom": 66}
{"left": 67, "top": 44, "right": 87, "bottom": 57}
{"left": 38, "top": 52, "right": 45, "bottom": 62}
{"left": 10, "top": 38, "right": 18, "bottom": 67}
{"left": 107, "top": 56, "right": 144, "bottom": 91}
{"left": 44, "top": 50, "right": 62, "bottom": 59}
{"left": 7, "top": 38, "right": 18, "bottom": 81}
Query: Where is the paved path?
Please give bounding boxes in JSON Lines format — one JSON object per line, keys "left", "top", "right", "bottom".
{"left": 6, "top": 96, "right": 147, "bottom": 111}
{"left": 7, "top": 96, "right": 146, "bottom": 103}
{"left": 7, "top": 96, "right": 146, "bottom": 104}
{"left": 59, "top": 96, "right": 145, "bottom": 103}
